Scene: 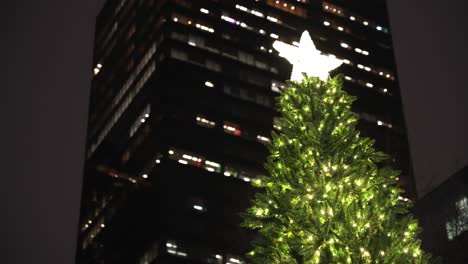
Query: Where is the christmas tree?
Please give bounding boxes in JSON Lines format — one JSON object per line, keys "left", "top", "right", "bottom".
{"left": 242, "top": 31, "right": 432, "bottom": 264}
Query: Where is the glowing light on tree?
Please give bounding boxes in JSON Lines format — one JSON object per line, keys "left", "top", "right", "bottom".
{"left": 273, "top": 30, "right": 342, "bottom": 81}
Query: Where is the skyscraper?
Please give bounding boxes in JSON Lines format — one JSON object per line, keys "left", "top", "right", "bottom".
{"left": 77, "top": 0, "right": 414, "bottom": 263}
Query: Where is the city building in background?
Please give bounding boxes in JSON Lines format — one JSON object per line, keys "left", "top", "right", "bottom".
{"left": 77, "top": 0, "right": 415, "bottom": 263}
{"left": 413, "top": 164, "right": 468, "bottom": 264}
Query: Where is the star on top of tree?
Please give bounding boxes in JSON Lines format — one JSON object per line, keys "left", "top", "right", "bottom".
{"left": 273, "top": 30, "right": 343, "bottom": 82}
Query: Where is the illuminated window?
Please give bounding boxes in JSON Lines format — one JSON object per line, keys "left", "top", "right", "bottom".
{"left": 193, "top": 204, "right": 204, "bottom": 211}
{"left": 360, "top": 113, "right": 392, "bottom": 128}
{"left": 271, "top": 80, "right": 286, "bottom": 93}
{"left": 204, "top": 81, "right": 214, "bottom": 88}
{"left": 166, "top": 241, "right": 188, "bottom": 257}
{"left": 195, "top": 23, "right": 215, "bottom": 33}
{"left": 446, "top": 197, "right": 468, "bottom": 240}
{"left": 130, "top": 104, "right": 151, "bottom": 137}
{"left": 205, "top": 160, "right": 221, "bottom": 173}
{"left": 236, "top": 4, "right": 264, "bottom": 17}
{"left": 87, "top": 52, "right": 156, "bottom": 158}
{"left": 221, "top": 15, "right": 237, "bottom": 24}
{"left": 93, "top": 63, "right": 102, "bottom": 75}
{"left": 266, "top": 0, "right": 307, "bottom": 17}
{"left": 168, "top": 148, "right": 204, "bottom": 168}
{"left": 171, "top": 13, "right": 192, "bottom": 25}
{"left": 223, "top": 121, "right": 242, "bottom": 136}
{"left": 190, "top": 197, "right": 208, "bottom": 212}
{"left": 376, "top": 120, "right": 392, "bottom": 128}
{"left": 213, "top": 254, "right": 223, "bottom": 262}
{"left": 188, "top": 34, "right": 204, "bottom": 47}
{"left": 322, "top": 2, "right": 345, "bottom": 17}
{"left": 229, "top": 166, "right": 253, "bottom": 183}
{"left": 223, "top": 166, "right": 238, "bottom": 177}
{"left": 196, "top": 115, "right": 216, "bottom": 128}
{"left": 323, "top": 19, "right": 350, "bottom": 34}
{"left": 226, "top": 255, "right": 246, "bottom": 264}
{"left": 322, "top": 2, "right": 387, "bottom": 34}
{"left": 267, "top": 16, "right": 279, "bottom": 23}
{"left": 257, "top": 135, "right": 271, "bottom": 143}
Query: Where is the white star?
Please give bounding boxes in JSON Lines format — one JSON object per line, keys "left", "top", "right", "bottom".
{"left": 273, "top": 30, "right": 342, "bottom": 82}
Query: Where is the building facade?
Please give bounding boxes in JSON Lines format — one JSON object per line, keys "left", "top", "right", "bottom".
{"left": 413, "top": 165, "right": 468, "bottom": 264}
{"left": 77, "top": 0, "right": 414, "bottom": 263}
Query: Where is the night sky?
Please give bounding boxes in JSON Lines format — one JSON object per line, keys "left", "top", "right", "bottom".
{"left": 4, "top": 0, "right": 468, "bottom": 263}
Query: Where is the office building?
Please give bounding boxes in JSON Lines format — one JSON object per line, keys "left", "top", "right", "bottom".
{"left": 77, "top": 0, "right": 414, "bottom": 263}
{"left": 413, "top": 165, "right": 468, "bottom": 264}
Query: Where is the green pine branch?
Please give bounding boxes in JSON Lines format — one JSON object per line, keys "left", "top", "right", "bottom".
{"left": 242, "top": 74, "right": 434, "bottom": 264}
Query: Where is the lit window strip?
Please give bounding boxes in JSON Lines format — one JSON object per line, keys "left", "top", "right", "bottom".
{"left": 164, "top": 241, "right": 246, "bottom": 263}
{"left": 196, "top": 115, "right": 216, "bottom": 128}
{"left": 170, "top": 48, "right": 222, "bottom": 72}
{"left": 168, "top": 148, "right": 259, "bottom": 183}
{"left": 235, "top": 4, "right": 265, "bottom": 18}
{"left": 88, "top": 61, "right": 156, "bottom": 158}
{"left": 173, "top": 12, "right": 290, "bottom": 68}
{"left": 82, "top": 215, "right": 108, "bottom": 250}
{"left": 359, "top": 112, "right": 393, "bottom": 128}
{"left": 338, "top": 42, "right": 395, "bottom": 80}
{"left": 271, "top": 80, "right": 286, "bottom": 93}
{"left": 446, "top": 197, "right": 468, "bottom": 240}
{"left": 267, "top": 0, "right": 306, "bottom": 18}
{"left": 323, "top": 1, "right": 389, "bottom": 34}
{"left": 219, "top": 10, "right": 288, "bottom": 39}
{"left": 220, "top": 15, "right": 254, "bottom": 31}
{"left": 172, "top": 13, "right": 214, "bottom": 33}
{"left": 322, "top": 20, "right": 350, "bottom": 34}
{"left": 257, "top": 135, "right": 271, "bottom": 143}
{"left": 93, "top": 63, "right": 103, "bottom": 75}
{"left": 343, "top": 75, "right": 389, "bottom": 94}
{"left": 129, "top": 104, "right": 151, "bottom": 137}
{"left": 169, "top": 28, "right": 278, "bottom": 74}
{"left": 340, "top": 42, "right": 370, "bottom": 56}
{"left": 163, "top": 240, "right": 246, "bottom": 264}
{"left": 172, "top": 14, "right": 392, "bottom": 96}
{"left": 166, "top": 241, "right": 188, "bottom": 257}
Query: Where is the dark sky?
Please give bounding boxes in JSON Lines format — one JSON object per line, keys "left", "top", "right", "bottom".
{"left": 3, "top": 0, "right": 468, "bottom": 263}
